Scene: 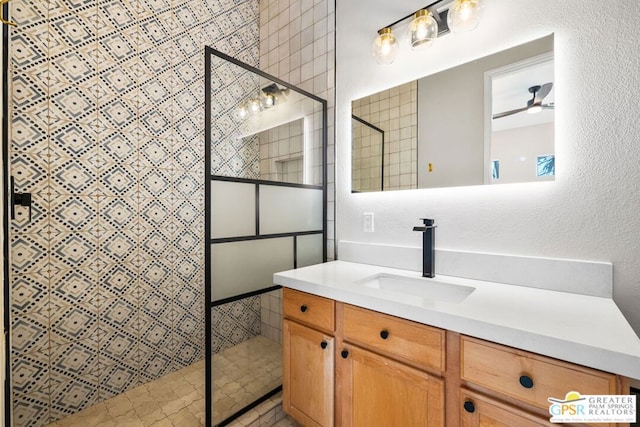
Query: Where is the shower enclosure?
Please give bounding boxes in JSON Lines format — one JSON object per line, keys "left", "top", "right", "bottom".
{"left": 351, "top": 115, "right": 385, "bottom": 192}
{"left": 204, "top": 47, "right": 327, "bottom": 426}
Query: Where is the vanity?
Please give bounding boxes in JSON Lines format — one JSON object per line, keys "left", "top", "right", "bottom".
{"left": 275, "top": 258, "right": 640, "bottom": 427}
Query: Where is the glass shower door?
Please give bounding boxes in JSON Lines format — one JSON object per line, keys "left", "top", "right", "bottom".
{"left": 204, "top": 46, "right": 327, "bottom": 426}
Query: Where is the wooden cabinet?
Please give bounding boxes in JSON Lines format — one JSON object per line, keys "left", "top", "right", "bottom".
{"left": 342, "top": 304, "right": 445, "bottom": 373}
{"left": 282, "top": 289, "right": 630, "bottom": 427}
{"left": 339, "top": 343, "right": 444, "bottom": 427}
{"left": 460, "top": 335, "right": 628, "bottom": 427}
{"left": 283, "top": 288, "right": 335, "bottom": 333}
{"left": 282, "top": 289, "right": 336, "bottom": 427}
{"left": 460, "top": 389, "right": 552, "bottom": 427}
{"left": 283, "top": 319, "right": 334, "bottom": 427}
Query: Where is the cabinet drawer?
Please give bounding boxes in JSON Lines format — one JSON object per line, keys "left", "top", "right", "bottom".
{"left": 460, "top": 336, "right": 618, "bottom": 411}
{"left": 342, "top": 304, "right": 445, "bottom": 372}
{"left": 460, "top": 388, "right": 552, "bottom": 427}
{"left": 283, "top": 288, "right": 335, "bottom": 332}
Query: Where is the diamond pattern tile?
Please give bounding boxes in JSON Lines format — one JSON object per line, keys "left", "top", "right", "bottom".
{"left": 49, "top": 304, "right": 98, "bottom": 346}
{"left": 50, "top": 232, "right": 97, "bottom": 270}
{"left": 10, "top": 234, "right": 48, "bottom": 274}
{"left": 50, "top": 269, "right": 97, "bottom": 307}
{"left": 100, "top": 197, "right": 137, "bottom": 229}
{"left": 7, "top": 0, "right": 266, "bottom": 421}
{"left": 99, "top": 230, "right": 137, "bottom": 263}
{"left": 49, "top": 374, "right": 100, "bottom": 420}
{"left": 10, "top": 113, "right": 48, "bottom": 153}
{"left": 11, "top": 312, "right": 50, "bottom": 355}
{"left": 99, "top": 163, "right": 137, "bottom": 196}
{"left": 11, "top": 274, "right": 49, "bottom": 315}
{"left": 98, "top": 363, "right": 139, "bottom": 400}
{"left": 50, "top": 339, "right": 99, "bottom": 378}
{"left": 99, "top": 263, "right": 138, "bottom": 298}
{"left": 50, "top": 196, "right": 98, "bottom": 232}
{"left": 51, "top": 157, "right": 98, "bottom": 195}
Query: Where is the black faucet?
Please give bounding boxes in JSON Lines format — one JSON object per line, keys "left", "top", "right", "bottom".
{"left": 413, "top": 218, "right": 436, "bottom": 278}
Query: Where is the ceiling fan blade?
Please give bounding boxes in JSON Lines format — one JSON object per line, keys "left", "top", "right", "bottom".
{"left": 534, "top": 82, "right": 553, "bottom": 103}
{"left": 492, "top": 106, "right": 528, "bottom": 119}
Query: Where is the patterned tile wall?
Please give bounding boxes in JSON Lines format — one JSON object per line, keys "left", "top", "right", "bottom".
{"left": 208, "top": 53, "right": 261, "bottom": 178}
{"left": 8, "top": 0, "right": 259, "bottom": 424}
{"left": 211, "top": 296, "right": 261, "bottom": 354}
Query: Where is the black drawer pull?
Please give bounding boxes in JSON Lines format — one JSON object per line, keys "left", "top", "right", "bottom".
{"left": 341, "top": 350, "right": 349, "bottom": 359}
{"left": 380, "top": 329, "right": 389, "bottom": 340}
{"left": 320, "top": 341, "right": 328, "bottom": 349}
{"left": 519, "top": 375, "right": 534, "bottom": 389}
{"left": 463, "top": 401, "right": 475, "bottom": 413}
{"left": 300, "top": 305, "right": 308, "bottom": 313}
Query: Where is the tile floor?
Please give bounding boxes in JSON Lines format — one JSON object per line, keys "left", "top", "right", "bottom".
{"left": 46, "top": 336, "right": 297, "bottom": 427}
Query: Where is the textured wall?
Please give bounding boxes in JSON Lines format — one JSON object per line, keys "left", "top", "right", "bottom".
{"left": 336, "top": 0, "right": 640, "bottom": 337}
{"left": 8, "top": 0, "right": 258, "bottom": 424}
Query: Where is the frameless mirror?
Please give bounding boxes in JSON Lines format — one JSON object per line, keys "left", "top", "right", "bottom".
{"left": 351, "top": 34, "right": 554, "bottom": 192}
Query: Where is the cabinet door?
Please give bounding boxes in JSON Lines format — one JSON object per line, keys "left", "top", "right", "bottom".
{"left": 460, "top": 389, "right": 552, "bottom": 427}
{"left": 339, "top": 344, "right": 444, "bottom": 427}
{"left": 283, "top": 319, "right": 334, "bottom": 427}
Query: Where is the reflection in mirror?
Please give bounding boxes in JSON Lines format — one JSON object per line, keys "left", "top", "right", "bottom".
{"left": 351, "top": 34, "right": 554, "bottom": 192}
{"left": 351, "top": 115, "right": 385, "bottom": 192}
{"left": 352, "top": 81, "right": 418, "bottom": 192}
{"left": 210, "top": 55, "right": 324, "bottom": 185}
{"left": 489, "top": 54, "right": 555, "bottom": 184}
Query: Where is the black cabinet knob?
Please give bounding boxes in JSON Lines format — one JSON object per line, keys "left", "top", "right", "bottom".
{"left": 300, "top": 305, "right": 308, "bottom": 313}
{"left": 463, "top": 401, "right": 475, "bottom": 413}
{"left": 519, "top": 375, "right": 534, "bottom": 389}
{"left": 320, "top": 341, "right": 327, "bottom": 349}
{"left": 380, "top": 330, "right": 389, "bottom": 340}
{"left": 341, "top": 350, "right": 349, "bottom": 359}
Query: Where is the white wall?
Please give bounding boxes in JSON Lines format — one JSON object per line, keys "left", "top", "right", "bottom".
{"left": 336, "top": 0, "right": 640, "bottom": 336}
{"left": 492, "top": 122, "right": 554, "bottom": 183}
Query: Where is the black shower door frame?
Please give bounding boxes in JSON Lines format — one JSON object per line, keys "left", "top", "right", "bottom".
{"left": 204, "top": 46, "right": 328, "bottom": 426}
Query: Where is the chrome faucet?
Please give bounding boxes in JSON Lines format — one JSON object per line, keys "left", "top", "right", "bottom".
{"left": 413, "top": 218, "right": 436, "bottom": 278}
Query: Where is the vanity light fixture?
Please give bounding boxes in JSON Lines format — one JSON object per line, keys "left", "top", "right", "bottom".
{"left": 235, "top": 84, "right": 290, "bottom": 120}
{"left": 408, "top": 9, "right": 438, "bottom": 50}
{"left": 447, "top": 0, "right": 483, "bottom": 33}
{"left": 373, "top": 0, "right": 483, "bottom": 64}
{"left": 372, "top": 27, "right": 400, "bottom": 64}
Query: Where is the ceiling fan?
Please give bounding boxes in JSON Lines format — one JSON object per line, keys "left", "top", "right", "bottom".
{"left": 492, "top": 82, "right": 554, "bottom": 119}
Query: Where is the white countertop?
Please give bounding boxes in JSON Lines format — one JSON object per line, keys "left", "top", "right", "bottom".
{"left": 274, "top": 260, "right": 640, "bottom": 380}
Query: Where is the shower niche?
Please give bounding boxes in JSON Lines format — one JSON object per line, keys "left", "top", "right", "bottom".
{"left": 205, "top": 47, "right": 327, "bottom": 426}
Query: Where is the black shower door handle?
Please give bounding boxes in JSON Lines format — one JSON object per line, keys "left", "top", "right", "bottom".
{"left": 10, "top": 176, "right": 32, "bottom": 222}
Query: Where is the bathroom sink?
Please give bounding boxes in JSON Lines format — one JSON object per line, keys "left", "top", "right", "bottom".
{"left": 355, "top": 273, "right": 475, "bottom": 303}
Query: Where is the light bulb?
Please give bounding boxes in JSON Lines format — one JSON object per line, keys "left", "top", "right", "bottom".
{"left": 236, "top": 104, "right": 249, "bottom": 120}
{"left": 447, "top": 0, "right": 482, "bottom": 33}
{"left": 248, "top": 98, "right": 261, "bottom": 113}
{"left": 408, "top": 9, "right": 438, "bottom": 50}
{"left": 372, "top": 28, "right": 399, "bottom": 65}
{"left": 261, "top": 93, "right": 276, "bottom": 108}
